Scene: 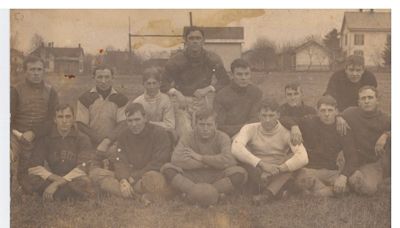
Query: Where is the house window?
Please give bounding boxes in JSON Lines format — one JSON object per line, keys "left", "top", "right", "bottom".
{"left": 354, "top": 34, "right": 364, "bottom": 45}
{"left": 354, "top": 50, "right": 364, "bottom": 56}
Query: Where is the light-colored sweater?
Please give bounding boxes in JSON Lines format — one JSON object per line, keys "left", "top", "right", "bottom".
{"left": 133, "top": 92, "right": 175, "bottom": 131}
{"left": 232, "top": 122, "right": 308, "bottom": 171}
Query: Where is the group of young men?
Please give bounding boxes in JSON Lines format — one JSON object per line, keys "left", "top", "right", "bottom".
{"left": 11, "top": 27, "right": 390, "bottom": 207}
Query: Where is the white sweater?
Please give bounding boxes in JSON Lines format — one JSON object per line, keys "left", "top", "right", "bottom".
{"left": 232, "top": 122, "right": 308, "bottom": 171}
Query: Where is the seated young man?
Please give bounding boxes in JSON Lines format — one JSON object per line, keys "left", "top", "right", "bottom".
{"left": 214, "top": 58, "right": 262, "bottom": 137}
{"left": 22, "top": 104, "right": 94, "bottom": 201}
{"left": 343, "top": 86, "right": 390, "bottom": 196}
{"left": 232, "top": 98, "right": 308, "bottom": 204}
{"left": 133, "top": 66, "right": 175, "bottom": 132}
{"left": 324, "top": 55, "right": 377, "bottom": 112}
{"left": 295, "top": 96, "right": 357, "bottom": 197}
{"left": 89, "top": 103, "right": 173, "bottom": 203}
{"left": 278, "top": 82, "right": 316, "bottom": 145}
{"left": 161, "top": 109, "right": 247, "bottom": 206}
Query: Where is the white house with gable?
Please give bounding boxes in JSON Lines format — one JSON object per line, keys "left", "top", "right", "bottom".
{"left": 340, "top": 10, "right": 390, "bottom": 67}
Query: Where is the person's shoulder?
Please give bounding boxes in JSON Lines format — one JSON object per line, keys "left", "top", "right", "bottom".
{"left": 109, "top": 90, "right": 129, "bottom": 108}
{"left": 342, "top": 106, "right": 359, "bottom": 117}
{"left": 159, "top": 93, "right": 172, "bottom": 103}
{"left": 215, "top": 84, "right": 232, "bottom": 97}
{"left": 133, "top": 94, "right": 145, "bottom": 103}
{"left": 76, "top": 129, "right": 92, "bottom": 142}
{"left": 215, "top": 129, "right": 231, "bottom": 141}
{"left": 362, "top": 70, "right": 377, "bottom": 81}
{"left": 330, "top": 69, "right": 346, "bottom": 80}
{"left": 165, "top": 51, "right": 187, "bottom": 67}
{"left": 303, "top": 104, "right": 316, "bottom": 114}
{"left": 78, "top": 89, "right": 100, "bottom": 108}
{"left": 241, "top": 122, "right": 260, "bottom": 132}
{"left": 204, "top": 49, "right": 223, "bottom": 64}
{"left": 248, "top": 84, "right": 263, "bottom": 97}
{"left": 279, "top": 103, "right": 290, "bottom": 111}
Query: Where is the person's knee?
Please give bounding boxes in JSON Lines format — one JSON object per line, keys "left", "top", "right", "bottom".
{"left": 295, "top": 170, "right": 316, "bottom": 191}
{"left": 21, "top": 175, "right": 46, "bottom": 194}
{"left": 89, "top": 167, "right": 114, "bottom": 183}
{"left": 225, "top": 166, "right": 248, "bottom": 187}
{"left": 68, "top": 176, "right": 96, "bottom": 197}
{"left": 161, "top": 163, "right": 181, "bottom": 182}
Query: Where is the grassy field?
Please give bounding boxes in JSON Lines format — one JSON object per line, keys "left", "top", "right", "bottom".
{"left": 10, "top": 71, "right": 391, "bottom": 228}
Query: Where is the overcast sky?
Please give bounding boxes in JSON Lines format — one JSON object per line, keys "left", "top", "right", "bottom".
{"left": 10, "top": 9, "right": 388, "bottom": 55}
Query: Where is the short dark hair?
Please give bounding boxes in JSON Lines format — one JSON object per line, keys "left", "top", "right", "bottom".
{"left": 317, "top": 95, "right": 337, "bottom": 109}
{"left": 194, "top": 108, "right": 217, "bottom": 123}
{"left": 358, "top": 85, "right": 378, "bottom": 98}
{"left": 345, "top": 55, "right": 365, "bottom": 67}
{"left": 284, "top": 82, "right": 301, "bottom": 92}
{"left": 23, "top": 55, "right": 45, "bottom": 71}
{"left": 92, "top": 65, "right": 114, "bottom": 77}
{"left": 125, "top": 102, "right": 146, "bottom": 117}
{"left": 54, "top": 103, "right": 75, "bottom": 117}
{"left": 230, "top": 58, "right": 250, "bottom": 73}
{"left": 142, "top": 66, "right": 162, "bottom": 83}
{"left": 259, "top": 98, "right": 280, "bottom": 113}
{"left": 183, "top": 26, "right": 205, "bottom": 40}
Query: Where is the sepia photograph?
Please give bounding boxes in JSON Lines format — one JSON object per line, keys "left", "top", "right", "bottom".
{"left": 9, "top": 9, "right": 391, "bottom": 227}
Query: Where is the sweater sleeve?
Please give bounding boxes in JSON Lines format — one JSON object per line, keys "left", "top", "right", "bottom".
{"left": 28, "top": 137, "right": 52, "bottom": 180}
{"left": 149, "top": 96, "right": 176, "bottom": 131}
{"left": 160, "top": 58, "right": 178, "bottom": 93}
{"left": 171, "top": 134, "right": 208, "bottom": 170}
{"left": 113, "top": 144, "right": 132, "bottom": 181}
{"left": 232, "top": 124, "right": 261, "bottom": 167}
{"left": 202, "top": 132, "right": 237, "bottom": 169}
{"left": 324, "top": 72, "right": 339, "bottom": 99}
{"left": 212, "top": 56, "right": 230, "bottom": 92}
{"left": 285, "top": 142, "right": 309, "bottom": 171}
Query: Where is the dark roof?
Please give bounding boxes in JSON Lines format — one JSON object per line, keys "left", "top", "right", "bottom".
{"left": 31, "top": 46, "right": 84, "bottom": 58}
{"left": 184, "top": 26, "right": 244, "bottom": 40}
{"left": 294, "top": 40, "right": 328, "bottom": 54}
{"left": 341, "top": 12, "right": 391, "bottom": 33}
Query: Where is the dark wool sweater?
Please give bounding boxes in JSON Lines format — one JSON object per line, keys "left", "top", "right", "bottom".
{"left": 214, "top": 82, "right": 263, "bottom": 137}
{"left": 324, "top": 70, "right": 377, "bottom": 111}
{"left": 299, "top": 116, "right": 357, "bottom": 176}
{"left": 279, "top": 102, "right": 316, "bottom": 129}
{"left": 342, "top": 107, "right": 390, "bottom": 166}
{"left": 113, "top": 123, "right": 173, "bottom": 180}
{"left": 160, "top": 49, "right": 230, "bottom": 96}
{"left": 30, "top": 126, "right": 93, "bottom": 176}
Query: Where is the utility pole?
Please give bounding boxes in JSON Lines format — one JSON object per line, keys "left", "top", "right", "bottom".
{"left": 128, "top": 17, "right": 132, "bottom": 58}
{"left": 189, "top": 12, "right": 193, "bottom": 26}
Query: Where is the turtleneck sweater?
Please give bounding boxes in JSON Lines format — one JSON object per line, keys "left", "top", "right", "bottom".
{"left": 232, "top": 122, "right": 308, "bottom": 171}
{"left": 133, "top": 91, "right": 175, "bottom": 131}
{"left": 342, "top": 106, "right": 390, "bottom": 164}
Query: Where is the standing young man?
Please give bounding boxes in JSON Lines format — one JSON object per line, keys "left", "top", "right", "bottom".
{"left": 232, "top": 98, "right": 308, "bottom": 204}
{"left": 89, "top": 103, "right": 173, "bottom": 203}
{"left": 11, "top": 55, "right": 59, "bottom": 185}
{"left": 324, "top": 55, "right": 377, "bottom": 112}
{"left": 161, "top": 26, "right": 230, "bottom": 137}
{"left": 76, "top": 65, "right": 129, "bottom": 160}
{"left": 343, "top": 86, "right": 390, "bottom": 195}
{"left": 23, "top": 104, "right": 94, "bottom": 201}
{"left": 161, "top": 109, "right": 247, "bottom": 206}
{"left": 214, "top": 59, "right": 262, "bottom": 137}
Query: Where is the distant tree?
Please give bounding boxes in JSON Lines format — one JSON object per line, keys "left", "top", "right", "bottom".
{"left": 382, "top": 34, "right": 391, "bottom": 67}
{"left": 30, "top": 33, "right": 45, "bottom": 52}
{"left": 250, "top": 38, "right": 277, "bottom": 72}
{"left": 322, "top": 29, "right": 341, "bottom": 70}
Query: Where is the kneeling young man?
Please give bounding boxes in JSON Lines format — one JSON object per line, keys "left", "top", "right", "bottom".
{"left": 343, "top": 86, "right": 390, "bottom": 196}
{"left": 161, "top": 109, "right": 247, "bottom": 206}
{"left": 89, "top": 103, "right": 173, "bottom": 202}
{"left": 23, "top": 104, "right": 94, "bottom": 201}
{"left": 232, "top": 98, "right": 308, "bottom": 204}
{"left": 295, "top": 96, "right": 356, "bottom": 197}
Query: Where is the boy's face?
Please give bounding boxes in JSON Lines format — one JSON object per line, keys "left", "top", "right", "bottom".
{"left": 345, "top": 64, "right": 364, "bottom": 83}
{"left": 285, "top": 87, "right": 303, "bottom": 107}
{"left": 259, "top": 108, "right": 280, "bottom": 131}
{"left": 317, "top": 104, "right": 338, "bottom": 125}
{"left": 358, "top": 89, "right": 378, "bottom": 112}
{"left": 54, "top": 108, "right": 74, "bottom": 134}
{"left": 126, "top": 111, "right": 146, "bottom": 135}
{"left": 94, "top": 69, "right": 113, "bottom": 91}
{"left": 186, "top": 30, "right": 204, "bottom": 53}
{"left": 143, "top": 77, "right": 161, "bottom": 97}
{"left": 232, "top": 67, "right": 251, "bottom": 88}
{"left": 195, "top": 116, "right": 216, "bottom": 140}
{"left": 26, "top": 61, "right": 44, "bottom": 84}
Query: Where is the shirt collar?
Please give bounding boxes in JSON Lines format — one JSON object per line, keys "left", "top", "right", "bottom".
{"left": 50, "top": 124, "right": 79, "bottom": 138}
{"left": 90, "top": 87, "right": 118, "bottom": 95}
